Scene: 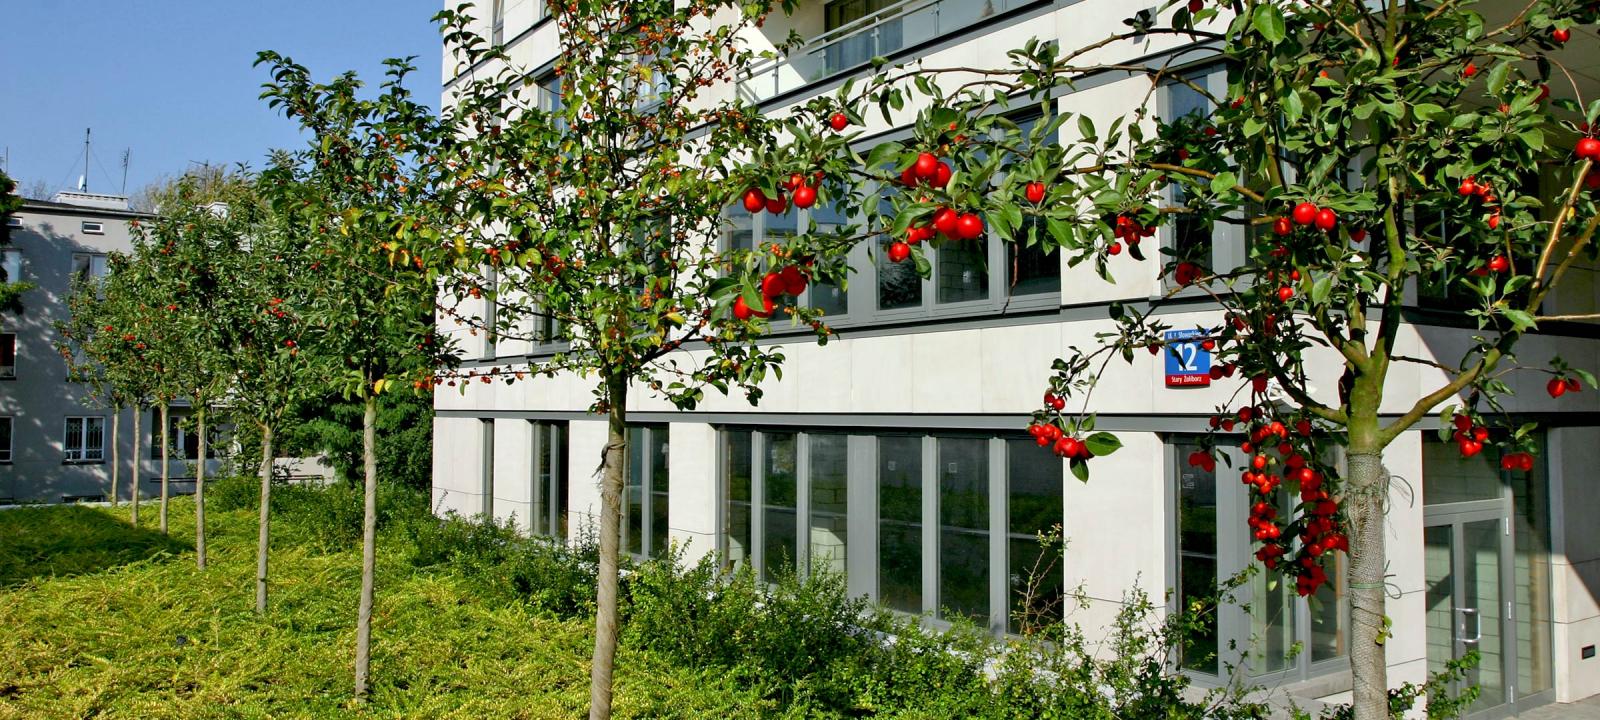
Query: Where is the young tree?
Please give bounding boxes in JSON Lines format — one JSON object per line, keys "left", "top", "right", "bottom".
{"left": 394, "top": 2, "right": 906, "bottom": 715}
{"left": 256, "top": 56, "right": 459, "bottom": 698}
{"left": 750, "top": 1, "right": 1598, "bottom": 717}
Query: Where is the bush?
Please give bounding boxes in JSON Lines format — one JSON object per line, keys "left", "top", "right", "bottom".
{"left": 404, "top": 511, "right": 597, "bottom": 616}
{"left": 272, "top": 480, "right": 427, "bottom": 552}
{"left": 204, "top": 474, "right": 260, "bottom": 513}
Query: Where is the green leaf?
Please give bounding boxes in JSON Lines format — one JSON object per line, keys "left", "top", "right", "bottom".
{"left": 1252, "top": 5, "right": 1286, "bottom": 44}
{"left": 1486, "top": 62, "right": 1512, "bottom": 96}
{"left": 1502, "top": 308, "right": 1537, "bottom": 332}
{"left": 1210, "top": 171, "right": 1238, "bottom": 195}
{"left": 1413, "top": 103, "right": 1446, "bottom": 122}
{"left": 1070, "top": 456, "right": 1090, "bottom": 482}
{"left": 1083, "top": 431, "right": 1122, "bottom": 457}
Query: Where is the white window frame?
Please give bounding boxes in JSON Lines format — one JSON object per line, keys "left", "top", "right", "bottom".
{"left": 72, "top": 252, "right": 109, "bottom": 283}
{"left": 81, "top": 221, "right": 105, "bottom": 235}
{"left": 4, "top": 216, "right": 20, "bottom": 228}
{"left": 64, "top": 416, "right": 105, "bottom": 462}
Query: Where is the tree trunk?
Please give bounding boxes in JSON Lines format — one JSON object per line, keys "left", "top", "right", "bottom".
{"left": 353, "top": 393, "right": 378, "bottom": 699}
{"left": 129, "top": 405, "right": 140, "bottom": 527}
{"left": 588, "top": 374, "right": 628, "bottom": 720}
{"left": 195, "top": 406, "right": 207, "bottom": 570}
{"left": 159, "top": 403, "right": 170, "bottom": 534}
{"left": 109, "top": 405, "right": 120, "bottom": 507}
{"left": 1346, "top": 446, "right": 1389, "bottom": 720}
{"left": 256, "top": 422, "right": 274, "bottom": 614}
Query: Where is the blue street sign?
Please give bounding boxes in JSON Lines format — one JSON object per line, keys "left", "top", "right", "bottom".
{"left": 1164, "top": 328, "right": 1211, "bottom": 387}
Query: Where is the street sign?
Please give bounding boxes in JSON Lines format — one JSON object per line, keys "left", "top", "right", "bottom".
{"left": 1164, "top": 328, "right": 1211, "bottom": 387}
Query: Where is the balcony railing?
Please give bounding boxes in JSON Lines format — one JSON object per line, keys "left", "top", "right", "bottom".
{"left": 738, "top": 0, "right": 1037, "bottom": 103}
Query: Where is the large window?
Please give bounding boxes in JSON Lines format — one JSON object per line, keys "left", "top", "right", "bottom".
{"left": 0, "top": 416, "right": 12, "bottom": 463}
{"left": 2, "top": 248, "right": 21, "bottom": 284}
{"left": 149, "top": 410, "right": 215, "bottom": 460}
{"left": 528, "top": 420, "right": 569, "bottom": 539}
{"left": 1171, "top": 437, "right": 1347, "bottom": 681}
{"left": 1161, "top": 66, "right": 1248, "bottom": 281}
{"left": 72, "top": 253, "right": 109, "bottom": 283}
{"left": 64, "top": 416, "right": 105, "bottom": 462}
{"left": 723, "top": 428, "right": 1063, "bottom": 635}
{"left": 625, "top": 425, "right": 670, "bottom": 559}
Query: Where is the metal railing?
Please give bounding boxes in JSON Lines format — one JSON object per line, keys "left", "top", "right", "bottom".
{"left": 738, "top": 0, "right": 1035, "bottom": 103}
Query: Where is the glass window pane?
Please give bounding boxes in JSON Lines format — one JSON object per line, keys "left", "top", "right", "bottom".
{"left": 1512, "top": 435, "right": 1553, "bottom": 694}
{"left": 808, "top": 434, "right": 848, "bottom": 578}
{"left": 533, "top": 423, "right": 552, "bottom": 536}
{"left": 725, "top": 431, "right": 753, "bottom": 569}
{"left": 937, "top": 239, "right": 989, "bottom": 304}
{"left": 762, "top": 432, "right": 798, "bottom": 581}
{"left": 808, "top": 201, "right": 850, "bottom": 316}
{"left": 1008, "top": 223, "right": 1060, "bottom": 296}
{"left": 1311, "top": 555, "right": 1347, "bottom": 663}
{"left": 1422, "top": 438, "right": 1504, "bottom": 505}
{"left": 626, "top": 428, "right": 646, "bottom": 556}
{"left": 879, "top": 436, "right": 922, "bottom": 613}
{"left": 1176, "top": 438, "right": 1219, "bottom": 673}
{"left": 555, "top": 427, "right": 569, "bottom": 540}
{"left": 876, "top": 235, "right": 921, "bottom": 310}
{"left": 1007, "top": 438, "right": 1063, "bottom": 633}
{"left": 938, "top": 437, "right": 988, "bottom": 622}
{"left": 651, "top": 428, "right": 670, "bottom": 558}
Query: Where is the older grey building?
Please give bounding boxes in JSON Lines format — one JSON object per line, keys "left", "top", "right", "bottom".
{"left": 1, "top": 191, "right": 219, "bottom": 504}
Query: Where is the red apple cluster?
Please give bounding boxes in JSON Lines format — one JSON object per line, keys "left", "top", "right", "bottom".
{"left": 1548, "top": 376, "right": 1583, "bottom": 397}
{"left": 1500, "top": 451, "right": 1536, "bottom": 472}
{"left": 1111, "top": 215, "right": 1153, "bottom": 255}
{"left": 733, "top": 265, "right": 809, "bottom": 320}
{"left": 900, "top": 152, "right": 952, "bottom": 189}
{"left": 1450, "top": 414, "right": 1490, "bottom": 458}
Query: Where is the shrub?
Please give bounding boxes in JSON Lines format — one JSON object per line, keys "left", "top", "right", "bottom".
{"left": 404, "top": 511, "right": 598, "bottom": 617}
{"left": 272, "top": 480, "right": 426, "bottom": 552}
{"left": 204, "top": 474, "right": 260, "bottom": 513}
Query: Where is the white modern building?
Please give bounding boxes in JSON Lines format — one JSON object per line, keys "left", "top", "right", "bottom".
{"left": 430, "top": 2, "right": 1600, "bottom": 716}
{"left": 1, "top": 192, "right": 225, "bottom": 504}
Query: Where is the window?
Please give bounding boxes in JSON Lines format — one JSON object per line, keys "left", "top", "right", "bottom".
{"left": 81, "top": 221, "right": 104, "bottom": 235}
{"left": 0, "top": 416, "right": 12, "bottom": 462}
{"left": 539, "top": 72, "right": 565, "bottom": 132}
{"left": 2, "top": 248, "right": 21, "bottom": 284}
{"left": 72, "top": 253, "right": 109, "bottom": 283}
{"left": 824, "top": 0, "right": 904, "bottom": 73}
{"left": 1171, "top": 436, "right": 1347, "bottom": 681}
{"left": 722, "top": 202, "right": 853, "bottom": 322}
{"left": 150, "top": 411, "right": 214, "bottom": 460}
{"left": 1161, "top": 66, "right": 1248, "bottom": 280}
{"left": 4, "top": 216, "right": 19, "bottom": 228}
{"left": 0, "top": 333, "right": 14, "bottom": 379}
{"left": 528, "top": 421, "right": 569, "bottom": 539}
{"left": 723, "top": 428, "right": 1064, "bottom": 635}
{"left": 64, "top": 416, "right": 105, "bottom": 462}
{"left": 481, "top": 266, "right": 498, "bottom": 359}
{"left": 625, "top": 425, "right": 670, "bottom": 558}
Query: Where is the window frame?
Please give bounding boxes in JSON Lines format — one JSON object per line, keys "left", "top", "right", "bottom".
{"left": 1157, "top": 61, "right": 1249, "bottom": 292}
{"left": 80, "top": 221, "right": 105, "bottom": 235}
{"left": 0, "top": 333, "right": 14, "bottom": 380}
{"left": 71, "top": 252, "right": 109, "bottom": 284}
{"left": 624, "top": 424, "right": 671, "bottom": 559}
{"left": 0, "top": 416, "right": 12, "bottom": 463}
{"left": 719, "top": 426, "right": 1063, "bottom": 637}
{"left": 63, "top": 415, "right": 105, "bottom": 463}
{"left": 527, "top": 420, "right": 569, "bottom": 539}
{"left": 1166, "top": 434, "right": 1349, "bottom": 685}
{"left": 2, "top": 248, "right": 22, "bottom": 285}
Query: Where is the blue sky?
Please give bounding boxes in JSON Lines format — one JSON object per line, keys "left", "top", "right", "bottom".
{"left": 0, "top": 1, "right": 444, "bottom": 199}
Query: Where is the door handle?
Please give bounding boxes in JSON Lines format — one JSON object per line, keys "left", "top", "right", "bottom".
{"left": 1459, "top": 607, "right": 1482, "bottom": 644}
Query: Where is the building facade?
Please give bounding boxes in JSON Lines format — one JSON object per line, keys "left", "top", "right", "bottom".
{"left": 431, "top": 1, "right": 1600, "bottom": 716}
{"left": 1, "top": 192, "right": 223, "bottom": 504}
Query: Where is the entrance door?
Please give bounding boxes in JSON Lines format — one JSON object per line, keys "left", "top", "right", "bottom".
{"left": 1424, "top": 509, "right": 1508, "bottom": 717}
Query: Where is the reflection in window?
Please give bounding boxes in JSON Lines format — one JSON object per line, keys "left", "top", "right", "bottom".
{"left": 724, "top": 431, "right": 754, "bottom": 569}
{"left": 938, "top": 437, "right": 989, "bottom": 621}
{"left": 1007, "top": 438, "right": 1063, "bottom": 633}
{"left": 807, "top": 200, "right": 850, "bottom": 316}
{"left": 937, "top": 239, "right": 989, "bottom": 304}
{"left": 877, "top": 235, "right": 921, "bottom": 310}
{"left": 1176, "top": 438, "right": 1220, "bottom": 674}
{"left": 625, "top": 425, "right": 669, "bottom": 558}
{"left": 809, "top": 433, "right": 849, "bottom": 576}
{"left": 762, "top": 432, "right": 799, "bottom": 580}
{"left": 1008, "top": 221, "right": 1060, "bottom": 296}
{"left": 878, "top": 436, "right": 922, "bottom": 613}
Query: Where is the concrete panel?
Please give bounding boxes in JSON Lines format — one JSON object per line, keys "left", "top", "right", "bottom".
{"left": 666, "top": 422, "right": 718, "bottom": 564}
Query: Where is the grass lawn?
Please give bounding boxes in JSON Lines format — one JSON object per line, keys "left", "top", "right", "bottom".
{"left": 0, "top": 498, "right": 761, "bottom": 719}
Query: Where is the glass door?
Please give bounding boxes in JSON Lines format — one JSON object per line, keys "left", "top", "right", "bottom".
{"left": 1424, "top": 511, "right": 1508, "bottom": 716}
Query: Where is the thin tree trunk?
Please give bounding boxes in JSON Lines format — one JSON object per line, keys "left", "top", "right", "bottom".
{"left": 159, "top": 403, "right": 170, "bottom": 534}
{"left": 588, "top": 374, "right": 628, "bottom": 720}
{"left": 129, "top": 405, "right": 140, "bottom": 527}
{"left": 109, "top": 404, "right": 120, "bottom": 507}
{"left": 353, "top": 393, "right": 378, "bottom": 699}
{"left": 1347, "top": 446, "right": 1389, "bottom": 720}
{"left": 256, "top": 422, "right": 274, "bottom": 614}
{"left": 195, "top": 405, "right": 207, "bottom": 570}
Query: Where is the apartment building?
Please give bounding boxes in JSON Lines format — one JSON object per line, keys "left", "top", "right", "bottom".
{"left": 430, "top": 2, "right": 1600, "bottom": 716}
{"left": 1, "top": 192, "right": 223, "bottom": 503}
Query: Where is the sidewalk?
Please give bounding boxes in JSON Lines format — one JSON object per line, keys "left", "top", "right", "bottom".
{"left": 1519, "top": 696, "right": 1600, "bottom": 718}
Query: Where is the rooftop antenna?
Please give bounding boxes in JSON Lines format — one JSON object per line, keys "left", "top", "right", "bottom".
{"left": 80, "top": 128, "right": 91, "bottom": 192}
{"left": 120, "top": 149, "right": 130, "bottom": 194}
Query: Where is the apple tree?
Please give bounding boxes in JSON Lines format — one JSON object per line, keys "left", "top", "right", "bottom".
{"left": 256, "top": 54, "right": 461, "bottom": 699}
{"left": 746, "top": 0, "right": 1600, "bottom": 717}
